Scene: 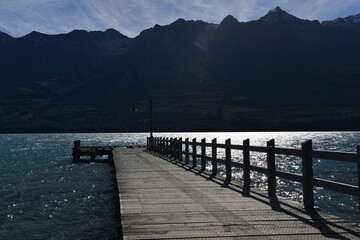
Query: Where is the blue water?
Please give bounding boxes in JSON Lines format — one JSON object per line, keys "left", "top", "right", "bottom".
{"left": 0, "top": 132, "right": 359, "bottom": 239}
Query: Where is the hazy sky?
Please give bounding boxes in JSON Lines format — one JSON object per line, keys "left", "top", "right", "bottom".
{"left": 1, "top": 0, "right": 360, "bottom": 38}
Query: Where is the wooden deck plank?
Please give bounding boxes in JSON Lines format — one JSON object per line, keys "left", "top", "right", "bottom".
{"left": 113, "top": 148, "right": 360, "bottom": 240}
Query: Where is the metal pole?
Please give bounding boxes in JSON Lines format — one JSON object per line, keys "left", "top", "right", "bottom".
{"left": 150, "top": 99, "right": 153, "bottom": 138}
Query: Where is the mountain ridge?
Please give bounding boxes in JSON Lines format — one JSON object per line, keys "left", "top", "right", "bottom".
{"left": 2, "top": 6, "right": 360, "bottom": 40}
{"left": 0, "top": 7, "right": 360, "bottom": 132}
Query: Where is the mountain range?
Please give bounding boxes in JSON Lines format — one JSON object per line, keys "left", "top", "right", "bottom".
{"left": 1, "top": 7, "right": 360, "bottom": 132}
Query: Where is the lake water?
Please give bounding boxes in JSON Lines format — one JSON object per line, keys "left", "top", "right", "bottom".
{"left": 0, "top": 132, "right": 359, "bottom": 239}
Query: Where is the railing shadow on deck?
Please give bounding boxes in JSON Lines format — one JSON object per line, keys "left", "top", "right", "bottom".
{"left": 146, "top": 136, "right": 360, "bottom": 239}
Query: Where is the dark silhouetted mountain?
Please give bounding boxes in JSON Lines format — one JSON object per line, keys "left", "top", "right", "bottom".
{"left": 0, "top": 7, "right": 360, "bottom": 132}
{"left": 259, "top": 6, "right": 320, "bottom": 26}
{"left": 0, "top": 31, "right": 13, "bottom": 44}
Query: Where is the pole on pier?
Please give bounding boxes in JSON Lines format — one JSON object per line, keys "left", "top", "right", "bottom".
{"left": 212, "top": 138, "right": 217, "bottom": 176}
{"left": 192, "top": 138, "right": 197, "bottom": 167}
{"left": 302, "top": 140, "right": 314, "bottom": 210}
{"left": 225, "top": 138, "right": 232, "bottom": 181}
{"left": 149, "top": 99, "right": 153, "bottom": 138}
{"left": 243, "top": 139, "right": 250, "bottom": 190}
{"left": 201, "top": 138, "right": 206, "bottom": 171}
{"left": 267, "top": 139, "right": 276, "bottom": 197}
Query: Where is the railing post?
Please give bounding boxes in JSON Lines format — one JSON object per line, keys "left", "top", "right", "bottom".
{"left": 170, "top": 138, "right": 173, "bottom": 156}
{"left": 356, "top": 145, "right": 360, "bottom": 217}
{"left": 201, "top": 138, "right": 206, "bottom": 171}
{"left": 192, "top": 138, "right": 197, "bottom": 167}
{"left": 154, "top": 137, "right": 157, "bottom": 152}
{"left": 243, "top": 139, "right": 250, "bottom": 190}
{"left": 212, "top": 138, "right": 217, "bottom": 176}
{"left": 160, "top": 137, "right": 165, "bottom": 154}
{"left": 172, "top": 138, "right": 177, "bottom": 158}
{"left": 178, "top": 138, "right": 182, "bottom": 161}
{"left": 149, "top": 137, "right": 153, "bottom": 151}
{"left": 162, "top": 137, "right": 166, "bottom": 154}
{"left": 225, "top": 138, "right": 232, "bottom": 181}
{"left": 157, "top": 137, "right": 160, "bottom": 152}
{"left": 267, "top": 139, "right": 276, "bottom": 197}
{"left": 302, "top": 140, "right": 314, "bottom": 210}
{"left": 185, "top": 138, "right": 189, "bottom": 165}
{"left": 165, "top": 137, "right": 169, "bottom": 156}
{"left": 170, "top": 138, "right": 174, "bottom": 157}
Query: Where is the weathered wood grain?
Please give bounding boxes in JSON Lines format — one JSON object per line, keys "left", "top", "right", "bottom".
{"left": 113, "top": 148, "right": 360, "bottom": 240}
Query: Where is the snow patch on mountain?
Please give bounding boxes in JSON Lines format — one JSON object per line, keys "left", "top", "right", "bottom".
{"left": 323, "top": 13, "right": 360, "bottom": 26}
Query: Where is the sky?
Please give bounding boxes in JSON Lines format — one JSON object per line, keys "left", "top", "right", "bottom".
{"left": 1, "top": 0, "right": 360, "bottom": 38}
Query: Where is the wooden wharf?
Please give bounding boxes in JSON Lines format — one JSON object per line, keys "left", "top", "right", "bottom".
{"left": 114, "top": 141, "right": 360, "bottom": 239}
{"left": 72, "top": 140, "right": 115, "bottom": 163}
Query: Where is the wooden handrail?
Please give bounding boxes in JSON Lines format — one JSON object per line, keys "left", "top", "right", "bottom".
{"left": 147, "top": 136, "right": 360, "bottom": 212}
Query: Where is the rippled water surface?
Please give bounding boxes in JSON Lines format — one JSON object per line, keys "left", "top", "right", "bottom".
{"left": 0, "top": 132, "right": 359, "bottom": 239}
{"left": 0, "top": 133, "right": 148, "bottom": 240}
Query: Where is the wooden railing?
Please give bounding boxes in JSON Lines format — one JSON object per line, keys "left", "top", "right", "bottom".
{"left": 147, "top": 136, "right": 360, "bottom": 211}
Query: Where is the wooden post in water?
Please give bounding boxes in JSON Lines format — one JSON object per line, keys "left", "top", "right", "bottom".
{"left": 302, "top": 140, "right": 314, "bottom": 210}
{"left": 185, "top": 138, "right": 190, "bottom": 165}
{"left": 201, "top": 138, "right": 206, "bottom": 171}
{"left": 212, "top": 138, "right": 217, "bottom": 176}
{"left": 267, "top": 139, "right": 276, "bottom": 197}
{"left": 72, "top": 140, "right": 81, "bottom": 162}
{"left": 225, "top": 138, "right": 232, "bottom": 181}
{"left": 243, "top": 139, "right": 250, "bottom": 190}
{"left": 178, "top": 138, "right": 182, "bottom": 161}
{"left": 192, "top": 138, "right": 197, "bottom": 167}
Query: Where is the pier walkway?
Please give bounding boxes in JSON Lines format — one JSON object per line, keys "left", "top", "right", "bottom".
{"left": 113, "top": 148, "right": 360, "bottom": 240}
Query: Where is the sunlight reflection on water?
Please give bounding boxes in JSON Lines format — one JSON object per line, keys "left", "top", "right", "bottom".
{"left": 0, "top": 132, "right": 359, "bottom": 239}
{"left": 156, "top": 131, "right": 360, "bottom": 223}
